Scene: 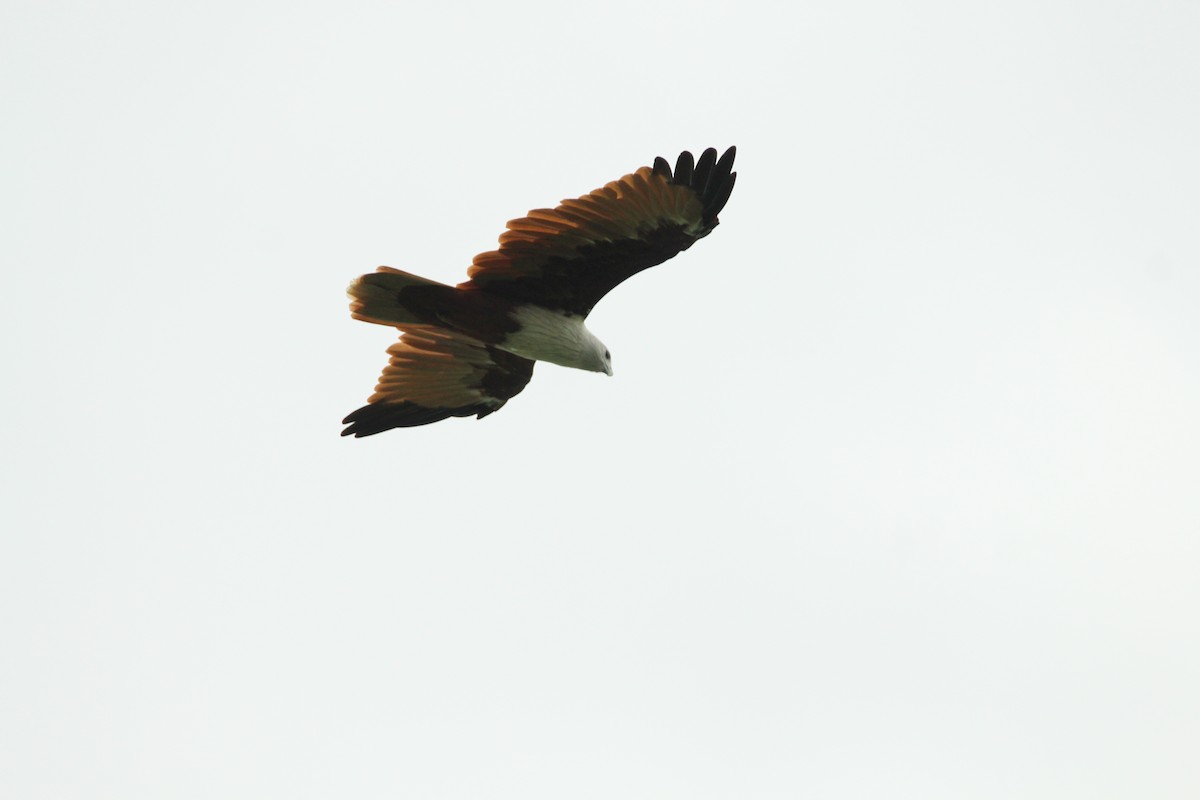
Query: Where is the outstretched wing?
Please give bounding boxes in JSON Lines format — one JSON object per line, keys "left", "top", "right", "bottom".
{"left": 341, "top": 327, "right": 535, "bottom": 437}
{"left": 459, "top": 147, "right": 736, "bottom": 317}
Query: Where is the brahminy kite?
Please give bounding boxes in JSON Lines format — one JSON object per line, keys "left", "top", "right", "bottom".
{"left": 342, "top": 146, "right": 737, "bottom": 436}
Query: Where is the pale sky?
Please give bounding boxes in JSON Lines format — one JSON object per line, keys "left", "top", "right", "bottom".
{"left": 3, "top": 1, "right": 1199, "bottom": 798}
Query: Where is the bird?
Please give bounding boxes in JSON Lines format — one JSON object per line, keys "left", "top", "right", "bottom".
{"left": 341, "top": 146, "right": 737, "bottom": 437}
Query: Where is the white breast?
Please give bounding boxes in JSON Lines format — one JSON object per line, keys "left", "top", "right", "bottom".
{"left": 501, "top": 305, "right": 604, "bottom": 371}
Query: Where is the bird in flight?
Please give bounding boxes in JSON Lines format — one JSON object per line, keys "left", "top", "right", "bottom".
{"left": 342, "top": 146, "right": 737, "bottom": 436}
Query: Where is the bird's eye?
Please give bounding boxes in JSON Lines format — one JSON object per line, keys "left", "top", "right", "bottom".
{"left": 604, "top": 350, "right": 610, "bottom": 360}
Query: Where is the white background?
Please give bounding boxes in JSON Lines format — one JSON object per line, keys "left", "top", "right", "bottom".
{"left": 3, "top": 1, "right": 1198, "bottom": 797}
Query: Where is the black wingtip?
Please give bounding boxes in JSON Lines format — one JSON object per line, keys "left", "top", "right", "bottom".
{"left": 714, "top": 146, "right": 736, "bottom": 180}
{"left": 692, "top": 148, "right": 719, "bottom": 194}
{"left": 341, "top": 401, "right": 482, "bottom": 437}
{"left": 703, "top": 147, "right": 737, "bottom": 220}
{"left": 664, "top": 146, "right": 736, "bottom": 221}
{"left": 704, "top": 171, "right": 735, "bottom": 222}
{"left": 673, "top": 151, "right": 695, "bottom": 186}
{"left": 652, "top": 156, "right": 672, "bottom": 178}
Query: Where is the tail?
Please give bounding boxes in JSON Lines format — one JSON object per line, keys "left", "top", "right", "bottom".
{"left": 347, "top": 267, "right": 456, "bottom": 327}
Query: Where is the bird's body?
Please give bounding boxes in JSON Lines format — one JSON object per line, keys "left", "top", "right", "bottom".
{"left": 342, "top": 147, "right": 737, "bottom": 436}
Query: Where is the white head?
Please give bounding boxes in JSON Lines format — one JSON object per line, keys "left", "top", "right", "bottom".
{"left": 589, "top": 339, "right": 613, "bottom": 376}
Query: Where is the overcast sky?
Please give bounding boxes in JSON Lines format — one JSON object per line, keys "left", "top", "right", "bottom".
{"left": 3, "top": 1, "right": 1199, "bottom": 798}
